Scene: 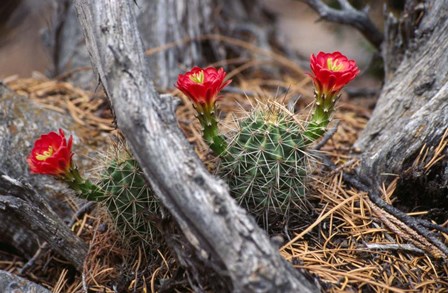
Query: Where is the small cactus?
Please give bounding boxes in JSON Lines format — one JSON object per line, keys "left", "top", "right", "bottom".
{"left": 97, "top": 147, "right": 160, "bottom": 246}
{"left": 27, "top": 129, "right": 161, "bottom": 246}
{"left": 175, "top": 55, "right": 359, "bottom": 228}
{"left": 220, "top": 101, "right": 312, "bottom": 223}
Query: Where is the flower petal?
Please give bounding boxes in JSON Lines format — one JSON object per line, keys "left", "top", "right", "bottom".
{"left": 175, "top": 66, "right": 231, "bottom": 107}
{"left": 27, "top": 129, "right": 73, "bottom": 176}
{"left": 309, "top": 51, "right": 359, "bottom": 97}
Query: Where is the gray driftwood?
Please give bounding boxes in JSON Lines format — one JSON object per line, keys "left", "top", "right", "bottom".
{"left": 44, "top": 0, "right": 95, "bottom": 89}
{"left": 73, "top": 0, "right": 319, "bottom": 292}
{"left": 136, "top": 0, "right": 216, "bottom": 90}
{"left": 136, "top": 0, "right": 275, "bottom": 90}
{"left": 0, "top": 172, "right": 88, "bottom": 271}
{"left": 0, "top": 270, "right": 50, "bottom": 293}
{"left": 354, "top": 0, "right": 448, "bottom": 183}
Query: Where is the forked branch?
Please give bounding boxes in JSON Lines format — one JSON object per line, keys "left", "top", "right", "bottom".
{"left": 300, "top": 0, "right": 383, "bottom": 49}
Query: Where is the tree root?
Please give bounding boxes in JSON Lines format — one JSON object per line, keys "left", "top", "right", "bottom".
{"left": 321, "top": 156, "right": 448, "bottom": 259}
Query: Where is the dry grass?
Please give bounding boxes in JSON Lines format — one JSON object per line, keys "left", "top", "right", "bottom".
{"left": 1, "top": 48, "right": 447, "bottom": 292}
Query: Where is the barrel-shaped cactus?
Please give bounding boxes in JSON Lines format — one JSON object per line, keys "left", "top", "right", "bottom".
{"left": 220, "top": 102, "right": 311, "bottom": 222}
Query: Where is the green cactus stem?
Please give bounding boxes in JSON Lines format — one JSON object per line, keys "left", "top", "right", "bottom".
{"left": 64, "top": 167, "right": 104, "bottom": 201}
{"left": 97, "top": 151, "right": 160, "bottom": 246}
{"left": 63, "top": 146, "right": 160, "bottom": 246}
{"left": 303, "top": 92, "right": 339, "bottom": 142}
{"left": 194, "top": 103, "right": 227, "bottom": 156}
{"left": 220, "top": 102, "right": 311, "bottom": 223}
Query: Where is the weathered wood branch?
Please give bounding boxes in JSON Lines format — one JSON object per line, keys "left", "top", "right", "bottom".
{"left": 45, "top": 0, "right": 275, "bottom": 90}
{"left": 73, "top": 0, "right": 319, "bottom": 292}
{"left": 137, "top": 0, "right": 278, "bottom": 89}
{"left": 0, "top": 172, "right": 88, "bottom": 271}
{"left": 355, "top": 0, "right": 448, "bottom": 182}
{"left": 43, "top": 0, "right": 95, "bottom": 88}
{"left": 312, "top": 0, "right": 448, "bottom": 259}
{"left": 300, "top": 0, "right": 383, "bottom": 49}
{"left": 135, "top": 0, "right": 216, "bottom": 90}
{"left": 0, "top": 270, "right": 50, "bottom": 293}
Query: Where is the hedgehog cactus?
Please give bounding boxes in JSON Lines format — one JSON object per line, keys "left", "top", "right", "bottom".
{"left": 220, "top": 102, "right": 311, "bottom": 221}
{"left": 97, "top": 148, "right": 160, "bottom": 246}
{"left": 176, "top": 52, "right": 359, "bottom": 226}
{"left": 27, "top": 130, "right": 160, "bottom": 246}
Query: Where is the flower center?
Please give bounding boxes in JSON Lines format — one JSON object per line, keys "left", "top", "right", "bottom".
{"left": 189, "top": 71, "right": 205, "bottom": 84}
{"left": 36, "top": 146, "right": 54, "bottom": 161}
{"left": 326, "top": 58, "right": 344, "bottom": 72}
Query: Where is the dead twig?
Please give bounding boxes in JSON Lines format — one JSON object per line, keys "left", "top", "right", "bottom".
{"left": 300, "top": 0, "right": 383, "bottom": 49}
{"left": 68, "top": 201, "right": 97, "bottom": 228}
{"left": 19, "top": 242, "right": 49, "bottom": 274}
{"left": 0, "top": 172, "right": 88, "bottom": 271}
{"left": 313, "top": 121, "right": 340, "bottom": 150}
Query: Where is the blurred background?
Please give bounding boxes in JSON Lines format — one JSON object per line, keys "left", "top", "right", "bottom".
{"left": 0, "top": 0, "right": 385, "bottom": 78}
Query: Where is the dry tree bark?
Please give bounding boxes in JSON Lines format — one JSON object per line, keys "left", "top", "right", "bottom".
{"left": 46, "top": 0, "right": 274, "bottom": 90}
{"left": 73, "top": 0, "right": 319, "bottom": 292}
{"left": 136, "top": 0, "right": 275, "bottom": 89}
{"left": 353, "top": 1, "right": 448, "bottom": 257}
{"left": 136, "top": 0, "right": 219, "bottom": 89}
{"left": 0, "top": 270, "right": 50, "bottom": 293}
{"left": 354, "top": 0, "right": 448, "bottom": 182}
{"left": 44, "top": 0, "right": 95, "bottom": 89}
{"left": 0, "top": 172, "right": 88, "bottom": 271}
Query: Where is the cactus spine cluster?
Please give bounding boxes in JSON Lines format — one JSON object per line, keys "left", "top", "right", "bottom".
{"left": 303, "top": 90, "right": 338, "bottom": 141}
{"left": 65, "top": 144, "right": 160, "bottom": 247}
{"left": 97, "top": 149, "right": 160, "bottom": 246}
{"left": 220, "top": 102, "right": 311, "bottom": 222}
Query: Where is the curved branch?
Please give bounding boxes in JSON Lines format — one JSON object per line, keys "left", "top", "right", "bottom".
{"left": 355, "top": 1, "right": 448, "bottom": 180}
{"left": 300, "top": 0, "right": 383, "bottom": 49}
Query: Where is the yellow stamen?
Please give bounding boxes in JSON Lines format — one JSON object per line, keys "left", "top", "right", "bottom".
{"left": 189, "top": 71, "right": 204, "bottom": 84}
{"left": 36, "top": 146, "right": 54, "bottom": 161}
{"left": 266, "top": 111, "right": 279, "bottom": 124}
{"left": 327, "top": 58, "right": 344, "bottom": 71}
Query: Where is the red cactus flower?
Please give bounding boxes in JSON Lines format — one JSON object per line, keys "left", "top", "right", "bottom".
{"left": 309, "top": 51, "right": 359, "bottom": 97}
{"left": 27, "top": 129, "right": 73, "bottom": 176}
{"left": 175, "top": 66, "right": 231, "bottom": 107}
